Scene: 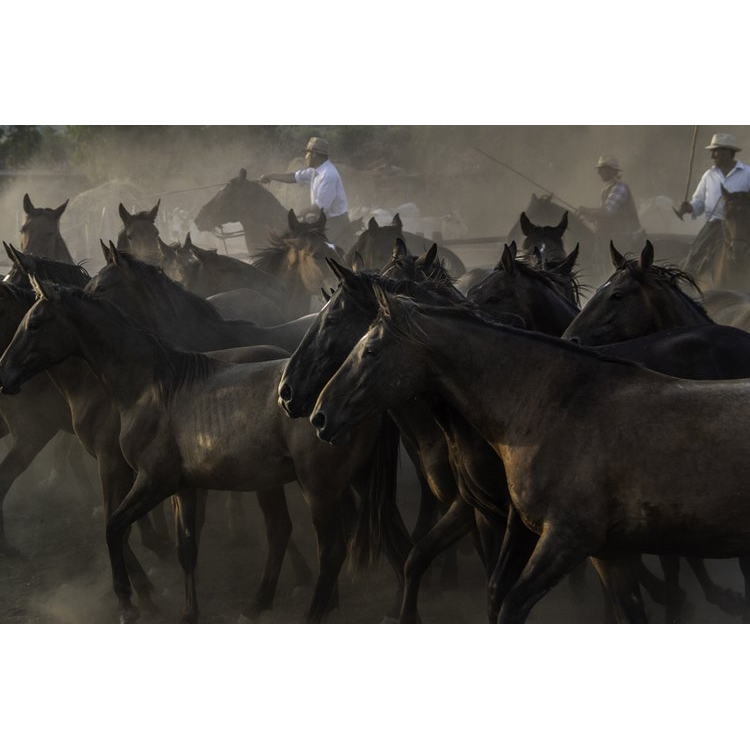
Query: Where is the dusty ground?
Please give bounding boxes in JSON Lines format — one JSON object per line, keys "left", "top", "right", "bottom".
{"left": 0, "top": 434, "right": 745, "bottom": 626}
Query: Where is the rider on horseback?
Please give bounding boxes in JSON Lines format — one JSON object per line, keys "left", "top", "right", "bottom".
{"left": 259, "top": 136, "right": 351, "bottom": 244}
{"left": 677, "top": 133, "right": 750, "bottom": 277}
{"left": 577, "top": 155, "right": 645, "bottom": 270}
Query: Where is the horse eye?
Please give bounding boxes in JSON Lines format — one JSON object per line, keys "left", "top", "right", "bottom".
{"left": 610, "top": 291, "right": 623, "bottom": 300}
{"left": 364, "top": 346, "right": 378, "bottom": 358}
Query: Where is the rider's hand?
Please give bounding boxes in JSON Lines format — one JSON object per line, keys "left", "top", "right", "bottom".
{"left": 259, "top": 174, "right": 271, "bottom": 184}
{"left": 678, "top": 201, "right": 692, "bottom": 217}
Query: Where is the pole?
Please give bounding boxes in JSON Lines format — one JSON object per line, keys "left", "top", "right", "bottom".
{"left": 673, "top": 125, "right": 699, "bottom": 221}
{"left": 472, "top": 146, "right": 578, "bottom": 212}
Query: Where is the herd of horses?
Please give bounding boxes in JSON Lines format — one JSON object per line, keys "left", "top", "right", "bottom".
{"left": 4, "top": 173, "right": 750, "bottom": 624}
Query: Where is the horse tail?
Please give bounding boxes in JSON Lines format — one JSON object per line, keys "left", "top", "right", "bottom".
{"left": 350, "top": 413, "right": 412, "bottom": 572}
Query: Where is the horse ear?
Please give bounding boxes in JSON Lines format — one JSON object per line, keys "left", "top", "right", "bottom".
{"left": 373, "top": 284, "right": 393, "bottom": 318}
{"left": 288, "top": 209, "right": 300, "bottom": 232}
{"left": 99, "top": 239, "right": 112, "bottom": 263}
{"left": 4, "top": 241, "right": 25, "bottom": 271}
{"left": 609, "top": 241, "right": 626, "bottom": 269}
{"left": 508, "top": 240, "right": 518, "bottom": 259}
{"left": 520, "top": 212, "right": 532, "bottom": 236}
{"left": 325, "top": 256, "right": 356, "bottom": 286}
{"left": 557, "top": 211, "right": 568, "bottom": 233}
{"left": 392, "top": 237, "right": 408, "bottom": 259}
{"left": 108, "top": 240, "right": 124, "bottom": 266}
{"left": 418, "top": 243, "right": 438, "bottom": 269}
{"left": 23, "top": 193, "right": 34, "bottom": 214}
{"left": 500, "top": 244, "right": 516, "bottom": 275}
{"left": 239, "top": 168, "right": 247, "bottom": 181}
{"left": 157, "top": 237, "right": 174, "bottom": 258}
{"left": 184, "top": 232, "right": 193, "bottom": 248}
{"left": 351, "top": 250, "right": 365, "bottom": 272}
{"left": 119, "top": 203, "right": 133, "bottom": 225}
{"left": 316, "top": 209, "right": 327, "bottom": 229}
{"left": 556, "top": 243, "right": 580, "bottom": 275}
{"left": 52, "top": 199, "right": 69, "bottom": 221}
{"left": 391, "top": 213, "right": 403, "bottom": 230}
{"left": 30, "top": 273, "right": 48, "bottom": 300}
{"left": 148, "top": 200, "right": 160, "bottom": 222}
{"left": 640, "top": 240, "right": 654, "bottom": 270}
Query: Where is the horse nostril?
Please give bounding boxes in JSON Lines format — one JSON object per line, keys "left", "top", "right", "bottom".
{"left": 310, "top": 411, "right": 326, "bottom": 430}
{"left": 568, "top": 336, "right": 581, "bottom": 344}
{"left": 279, "top": 382, "right": 292, "bottom": 402}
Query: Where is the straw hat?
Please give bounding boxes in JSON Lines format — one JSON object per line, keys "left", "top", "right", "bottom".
{"left": 305, "top": 137, "right": 330, "bottom": 156}
{"left": 595, "top": 155, "right": 621, "bottom": 171}
{"left": 705, "top": 133, "right": 741, "bottom": 152}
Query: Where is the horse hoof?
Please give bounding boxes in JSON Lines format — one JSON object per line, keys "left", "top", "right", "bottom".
{"left": 138, "top": 595, "right": 160, "bottom": 616}
{"left": 181, "top": 612, "right": 199, "bottom": 624}
{"left": 119, "top": 606, "right": 141, "bottom": 624}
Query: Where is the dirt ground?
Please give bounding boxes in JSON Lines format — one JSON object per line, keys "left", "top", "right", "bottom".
{"left": 0, "top": 434, "right": 745, "bottom": 626}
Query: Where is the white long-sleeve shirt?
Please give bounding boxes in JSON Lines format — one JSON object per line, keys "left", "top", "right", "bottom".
{"left": 294, "top": 160, "right": 349, "bottom": 218}
{"left": 690, "top": 160, "right": 750, "bottom": 221}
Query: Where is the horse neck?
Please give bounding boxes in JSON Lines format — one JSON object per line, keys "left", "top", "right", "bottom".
{"left": 64, "top": 306, "right": 172, "bottom": 408}
{"left": 522, "top": 282, "right": 580, "bottom": 336}
{"left": 650, "top": 286, "right": 710, "bottom": 329}
{"left": 417, "top": 313, "right": 593, "bottom": 446}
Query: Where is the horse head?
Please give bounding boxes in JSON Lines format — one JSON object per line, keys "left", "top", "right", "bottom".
{"left": 563, "top": 241, "right": 709, "bottom": 345}
{"left": 117, "top": 200, "right": 161, "bottom": 265}
{"left": 20, "top": 194, "right": 73, "bottom": 262}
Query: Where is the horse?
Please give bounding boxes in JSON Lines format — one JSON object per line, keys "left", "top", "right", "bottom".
{"left": 0, "top": 244, "right": 171, "bottom": 574}
{"left": 563, "top": 241, "right": 711, "bottom": 346}
{"left": 157, "top": 234, "right": 288, "bottom": 324}
{"left": 88, "top": 244, "right": 316, "bottom": 354}
{"left": 345, "top": 214, "right": 467, "bottom": 278}
{"left": 278, "top": 262, "right": 509, "bottom": 622}
{"left": 310, "top": 289, "right": 750, "bottom": 623}
{"left": 0, "top": 280, "right": 409, "bottom": 624}
{"left": 19, "top": 193, "right": 75, "bottom": 263}
{"left": 710, "top": 187, "right": 750, "bottom": 291}
{"left": 251, "top": 210, "right": 346, "bottom": 318}
{"left": 193, "top": 168, "right": 290, "bottom": 252}
{"left": 466, "top": 243, "right": 582, "bottom": 334}
{"left": 563, "top": 241, "right": 750, "bottom": 620}
{"left": 116, "top": 200, "right": 162, "bottom": 265}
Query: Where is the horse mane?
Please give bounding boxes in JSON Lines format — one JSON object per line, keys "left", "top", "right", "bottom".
{"left": 96, "top": 252, "right": 227, "bottom": 325}
{"left": 496, "top": 254, "right": 583, "bottom": 307}
{"left": 377, "top": 285, "right": 644, "bottom": 368}
{"left": 49, "top": 284, "right": 220, "bottom": 408}
{"left": 1, "top": 282, "right": 37, "bottom": 306}
{"left": 619, "top": 257, "right": 711, "bottom": 320}
{"left": 251, "top": 245, "right": 292, "bottom": 275}
{"left": 6, "top": 255, "right": 90, "bottom": 289}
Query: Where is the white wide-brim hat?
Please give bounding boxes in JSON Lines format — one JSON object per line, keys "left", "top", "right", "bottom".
{"left": 705, "top": 133, "right": 741, "bottom": 152}
{"left": 595, "top": 155, "right": 621, "bottom": 171}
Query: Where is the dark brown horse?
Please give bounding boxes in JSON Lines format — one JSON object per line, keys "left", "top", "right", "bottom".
{"left": 193, "top": 169, "right": 290, "bottom": 252}
{"left": 116, "top": 200, "right": 161, "bottom": 265}
{"left": 311, "top": 291, "right": 750, "bottom": 623}
{"left": 19, "top": 194, "right": 75, "bottom": 263}
{"left": 0, "top": 281, "right": 408, "bottom": 624}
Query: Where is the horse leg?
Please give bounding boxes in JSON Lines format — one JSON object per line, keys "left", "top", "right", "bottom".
{"left": 97, "top": 454, "right": 158, "bottom": 614}
{"left": 172, "top": 489, "right": 200, "bottom": 623}
{"left": 686, "top": 556, "right": 744, "bottom": 617}
{"left": 245, "top": 486, "right": 292, "bottom": 618}
{"left": 487, "top": 505, "right": 538, "bottom": 623}
{"left": 304, "top": 492, "right": 349, "bottom": 624}
{"left": 474, "top": 509, "right": 504, "bottom": 575}
{"left": 589, "top": 556, "right": 648, "bottom": 623}
{"left": 497, "top": 526, "right": 591, "bottom": 624}
{"left": 226, "top": 490, "right": 249, "bottom": 543}
{"left": 62, "top": 433, "right": 99, "bottom": 507}
{"left": 106, "top": 473, "right": 170, "bottom": 624}
{"left": 739, "top": 556, "right": 750, "bottom": 624}
{"left": 659, "top": 554, "right": 688, "bottom": 623}
{"left": 399, "top": 498, "right": 476, "bottom": 623}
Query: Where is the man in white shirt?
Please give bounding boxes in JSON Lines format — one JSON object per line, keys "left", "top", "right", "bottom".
{"left": 259, "top": 136, "right": 350, "bottom": 243}
{"left": 678, "top": 132, "right": 750, "bottom": 277}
